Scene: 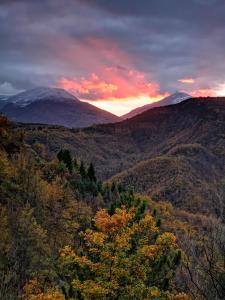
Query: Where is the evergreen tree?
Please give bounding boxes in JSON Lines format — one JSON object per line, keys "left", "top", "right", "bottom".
{"left": 87, "top": 163, "right": 96, "bottom": 182}
{"left": 111, "top": 181, "right": 116, "bottom": 192}
{"left": 63, "top": 150, "right": 73, "bottom": 173}
{"left": 57, "top": 149, "right": 64, "bottom": 162}
{"left": 79, "top": 161, "right": 86, "bottom": 178}
{"left": 73, "top": 158, "right": 78, "bottom": 170}
{"left": 57, "top": 149, "right": 73, "bottom": 173}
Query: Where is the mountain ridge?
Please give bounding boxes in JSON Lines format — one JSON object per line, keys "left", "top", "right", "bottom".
{"left": 122, "top": 91, "right": 190, "bottom": 119}
{"left": 1, "top": 87, "right": 120, "bottom": 128}
{"left": 6, "top": 87, "right": 79, "bottom": 107}
{"left": 18, "top": 96, "right": 225, "bottom": 216}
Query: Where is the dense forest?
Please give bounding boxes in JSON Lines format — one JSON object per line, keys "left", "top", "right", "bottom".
{"left": 22, "top": 97, "right": 225, "bottom": 216}
{"left": 0, "top": 114, "right": 225, "bottom": 299}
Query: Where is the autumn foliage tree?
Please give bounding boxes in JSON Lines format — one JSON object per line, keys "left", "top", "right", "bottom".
{"left": 0, "top": 115, "right": 202, "bottom": 300}
{"left": 60, "top": 206, "right": 187, "bottom": 299}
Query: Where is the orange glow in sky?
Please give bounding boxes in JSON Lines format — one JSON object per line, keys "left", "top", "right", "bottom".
{"left": 82, "top": 95, "right": 167, "bottom": 116}
{"left": 56, "top": 37, "right": 225, "bottom": 116}
{"left": 58, "top": 67, "right": 168, "bottom": 115}
{"left": 59, "top": 73, "right": 225, "bottom": 115}
{"left": 188, "top": 88, "right": 215, "bottom": 97}
{"left": 178, "top": 78, "right": 195, "bottom": 84}
{"left": 52, "top": 35, "right": 224, "bottom": 115}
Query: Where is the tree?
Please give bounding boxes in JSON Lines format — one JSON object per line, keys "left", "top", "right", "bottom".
{"left": 57, "top": 149, "right": 73, "bottom": 173}
{"left": 22, "top": 278, "right": 65, "bottom": 300}
{"left": 73, "top": 158, "right": 78, "bottom": 170}
{"left": 0, "top": 150, "right": 13, "bottom": 184}
{"left": 57, "top": 149, "right": 64, "bottom": 162}
{"left": 87, "top": 163, "right": 96, "bottom": 182}
{"left": 79, "top": 161, "right": 86, "bottom": 178}
{"left": 181, "top": 221, "right": 225, "bottom": 300}
{"left": 60, "top": 207, "right": 187, "bottom": 299}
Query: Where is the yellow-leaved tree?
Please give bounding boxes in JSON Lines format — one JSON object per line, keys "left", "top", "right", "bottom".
{"left": 60, "top": 206, "right": 188, "bottom": 299}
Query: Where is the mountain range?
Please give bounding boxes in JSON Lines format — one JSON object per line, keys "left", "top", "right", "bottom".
{"left": 0, "top": 87, "right": 119, "bottom": 128}
{"left": 19, "top": 96, "right": 225, "bottom": 217}
{"left": 3, "top": 86, "right": 225, "bottom": 216}
{"left": 0, "top": 87, "right": 191, "bottom": 127}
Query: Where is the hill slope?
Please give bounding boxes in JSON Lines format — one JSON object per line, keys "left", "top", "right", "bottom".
{"left": 122, "top": 92, "right": 190, "bottom": 119}
{"left": 19, "top": 97, "right": 225, "bottom": 215}
{"left": 1, "top": 87, "right": 120, "bottom": 128}
{"left": 110, "top": 144, "right": 223, "bottom": 214}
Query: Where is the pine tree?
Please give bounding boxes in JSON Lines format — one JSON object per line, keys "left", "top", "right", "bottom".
{"left": 57, "top": 149, "right": 73, "bottom": 173}
{"left": 79, "top": 161, "right": 86, "bottom": 178}
{"left": 57, "top": 149, "right": 64, "bottom": 162}
{"left": 73, "top": 158, "right": 78, "bottom": 170}
{"left": 63, "top": 150, "right": 73, "bottom": 173}
{"left": 87, "top": 163, "right": 96, "bottom": 182}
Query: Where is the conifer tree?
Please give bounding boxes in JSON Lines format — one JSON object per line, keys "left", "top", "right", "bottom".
{"left": 57, "top": 149, "right": 64, "bottom": 162}
{"left": 87, "top": 163, "right": 96, "bottom": 182}
{"left": 79, "top": 161, "right": 86, "bottom": 178}
{"left": 57, "top": 149, "right": 73, "bottom": 173}
{"left": 73, "top": 158, "right": 78, "bottom": 170}
{"left": 63, "top": 150, "right": 73, "bottom": 173}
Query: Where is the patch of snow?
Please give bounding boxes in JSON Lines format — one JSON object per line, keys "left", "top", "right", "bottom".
{"left": 158, "top": 92, "right": 190, "bottom": 107}
{"left": 7, "top": 87, "right": 79, "bottom": 107}
{"left": 0, "top": 95, "right": 9, "bottom": 101}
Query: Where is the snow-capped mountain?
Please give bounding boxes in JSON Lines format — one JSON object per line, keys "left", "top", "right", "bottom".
{"left": 0, "top": 95, "right": 9, "bottom": 101}
{"left": 1, "top": 87, "right": 120, "bottom": 128}
{"left": 122, "top": 92, "right": 191, "bottom": 119}
{"left": 7, "top": 87, "right": 78, "bottom": 107}
{"left": 0, "top": 95, "right": 10, "bottom": 109}
{"left": 160, "top": 91, "right": 191, "bottom": 105}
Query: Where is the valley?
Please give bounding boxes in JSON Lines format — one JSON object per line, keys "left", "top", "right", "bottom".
{"left": 1, "top": 1, "right": 225, "bottom": 298}
{"left": 18, "top": 97, "right": 225, "bottom": 216}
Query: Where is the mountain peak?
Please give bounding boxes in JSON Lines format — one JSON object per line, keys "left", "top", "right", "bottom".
{"left": 162, "top": 91, "right": 190, "bottom": 104}
{"left": 2, "top": 86, "right": 120, "bottom": 128}
{"left": 122, "top": 91, "right": 191, "bottom": 119}
{"left": 7, "top": 86, "right": 78, "bottom": 107}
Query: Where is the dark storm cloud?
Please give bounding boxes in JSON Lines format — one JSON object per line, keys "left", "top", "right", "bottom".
{"left": 0, "top": 0, "right": 225, "bottom": 96}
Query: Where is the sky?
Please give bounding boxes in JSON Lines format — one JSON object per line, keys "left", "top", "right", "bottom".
{"left": 1, "top": 0, "right": 225, "bottom": 115}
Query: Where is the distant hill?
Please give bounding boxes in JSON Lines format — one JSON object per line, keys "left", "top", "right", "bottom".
{"left": 18, "top": 97, "right": 225, "bottom": 216}
{"left": 122, "top": 91, "right": 190, "bottom": 119}
{"left": 110, "top": 144, "right": 222, "bottom": 214}
{"left": 1, "top": 87, "right": 120, "bottom": 128}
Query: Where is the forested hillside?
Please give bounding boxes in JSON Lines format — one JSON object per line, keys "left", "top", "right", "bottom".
{"left": 1, "top": 114, "right": 225, "bottom": 299}
{"left": 1, "top": 113, "right": 225, "bottom": 299}
{"left": 0, "top": 115, "right": 185, "bottom": 299}
{"left": 21, "top": 97, "right": 225, "bottom": 216}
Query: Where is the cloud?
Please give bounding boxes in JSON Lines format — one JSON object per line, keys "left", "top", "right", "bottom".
{"left": 178, "top": 78, "right": 195, "bottom": 84}
{"left": 59, "top": 74, "right": 118, "bottom": 100}
{"left": 183, "top": 81, "right": 225, "bottom": 97}
{"left": 1, "top": 0, "right": 225, "bottom": 114}
{"left": 188, "top": 88, "right": 215, "bottom": 97}
{"left": 58, "top": 66, "right": 169, "bottom": 116}
{"left": 58, "top": 66, "right": 167, "bottom": 102}
{"left": 0, "top": 82, "right": 23, "bottom": 95}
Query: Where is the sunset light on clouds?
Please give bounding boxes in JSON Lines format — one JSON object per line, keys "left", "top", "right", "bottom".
{"left": 2, "top": 2, "right": 225, "bottom": 298}
{"left": 58, "top": 65, "right": 224, "bottom": 115}
{"left": 178, "top": 78, "right": 195, "bottom": 84}
{"left": 58, "top": 66, "right": 168, "bottom": 115}
{"left": 57, "top": 36, "right": 169, "bottom": 115}
{"left": 1, "top": 0, "right": 225, "bottom": 115}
